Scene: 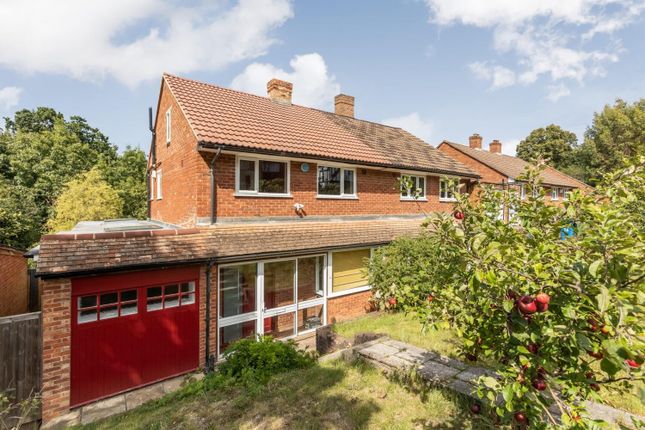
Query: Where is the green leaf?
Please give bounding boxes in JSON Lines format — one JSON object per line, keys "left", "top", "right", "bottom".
{"left": 589, "top": 259, "right": 603, "bottom": 278}
{"left": 596, "top": 286, "right": 609, "bottom": 313}
{"left": 481, "top": 376, "right": 498, "bottom": 389}
{"left": 600, "top": 357, "right": 622, "bottom": 376}
{"left": 503, "top": 299, "right": 514, "bottom": 313}
{"left": 576, "top": 332, "right": 593, "bottom": 351}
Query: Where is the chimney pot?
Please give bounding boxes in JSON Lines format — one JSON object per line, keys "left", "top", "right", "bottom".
{"left": 469, "top": 133, "right": 482, "bottom": 149}
{"left": 267, "top": 78, "right": 292, "bottom": 105}
{"left": 335, "top": 94, "right": 355, "bottom": 117}
{"left": 489, "top": 139, "right": 502, "bottom": 154}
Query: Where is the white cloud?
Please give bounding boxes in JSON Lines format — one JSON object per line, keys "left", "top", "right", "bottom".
{"left": 382, "top": 112, "right": 434, "bottom": 142}
{"left": 0, "top": 0, "right": 294, "bottom": 88}
{"left": 230, "top": 53, "right": 340, "bottom": 109}
{"left": 501, "top": 138, "right": 520, "bottom": 156}
{"left": 468, "top": 62, "right": 516, "bottom": 88}
{"left": 0, "top": 86, "right": 22, "bottom": 110}
{"left": 546, "top": 83, "right": 571, "bottom": 102}
{"left": 425, "top": 0, "right": 644, "bottom": 99}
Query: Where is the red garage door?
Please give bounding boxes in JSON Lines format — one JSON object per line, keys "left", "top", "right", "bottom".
{"left": 71, "top": 267, "right": 200, "bottom": 407}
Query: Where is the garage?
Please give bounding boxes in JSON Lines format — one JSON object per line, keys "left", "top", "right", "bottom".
{"left": 70, "top": 267, "right": 200, "bottom": 407}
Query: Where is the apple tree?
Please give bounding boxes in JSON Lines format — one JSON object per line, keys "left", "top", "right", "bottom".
{"left": 368, "top": 160, "right": 644, "bottom": 428}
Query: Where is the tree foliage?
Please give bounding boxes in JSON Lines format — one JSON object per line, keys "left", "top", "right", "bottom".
{"left": 0, "top": 178, "right": 39, "bottom": 249}
{"left": 47, "top": 169, "right": 123, "bottom": 233}
{"left": 0, "top": 107, "right": 147, "bottom": 248}
{"left": 516, "top": 125, "right": 577, "bottom": 171}
{"left": 369, "top": 161, "right": 644, "bottom": 428}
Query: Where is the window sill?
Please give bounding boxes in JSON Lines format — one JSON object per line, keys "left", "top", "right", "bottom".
{"left": 328, "top": 285, "right": 371, "bottom": 298}
{"left": 400, "top": 197, "right": 428, "bottom": 202}
{"left": 234, "top": 193, "right": 292, "bottom": 198}
{"left": 439, "top": 198, "right": 457, "bottom": 203}
{"left": 316, "top": 195, "right": 358, "bottom": 200}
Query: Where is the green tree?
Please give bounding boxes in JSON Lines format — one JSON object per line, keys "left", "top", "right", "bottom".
{"left": 516, "top": 124, "right": 577, "bottom": 171}
{"left": 369, "top": 162, "right": 644, "bottom": 428}
{"left": 97, "top": 147, "right": 148, "bottom": 219}
{"left": 47, "top": 169, "right": 123, "bottom": 232}
{"left": 0, "top": 179, "right": 39, "bottom": 249}
{"left": 576, "top": 98, "right": 645, "bottom": 184}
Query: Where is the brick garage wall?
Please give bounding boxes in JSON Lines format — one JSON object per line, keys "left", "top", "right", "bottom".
{"left": 0, "top": 246, "right": 28, "bottom": 317}
{"left": 327, "top": 290, "right": 373, "bottom": 324}
{"left": 149, "top": 79, "right": 208, "bottom": 227}
{"left": 40, "top": 277, "right": 72, "bottom": 424}
{"left": 203, "top": 154, "right": 460, "bottom": 220}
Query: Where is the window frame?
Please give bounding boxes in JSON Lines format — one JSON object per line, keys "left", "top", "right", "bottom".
{"left": 519, "top": 184, "right": 526, "bottom": 200}
{"left": 234, "top": 155, "right": 291, "bottom": 197}
{"left": 551, "top": 187, "right": 559, "bottom": 201}
{"left": 400, "top": 174, "right": 427, "bottom": 201}
{"left": 150, "top": 170, "right": 156, "bottom": 201}
{"left": 146, "top": 282, "right": 196, "bottom": 312}
{"left": 76, "top": 289, "right": 140, "bottom": 325}
{"left": 165, "top": 108, "right": 171, "bottom": 145}
{"left": 316, "top": 164, "right": 357, "bottom": 199}
{"left": 156, "top": 169, "right": 162, "bottom": 200}
{"left": 439, "top": 179, "right": 457, "bottom": 202}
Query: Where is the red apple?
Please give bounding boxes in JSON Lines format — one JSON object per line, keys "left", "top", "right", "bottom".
{"left": 388, "top": 297, "right": 397, "bottom": 306}
{"left": 514, "top": 411, "right": 527, "bottom": 424}
{"left": 532, "top": 378, "right": 547, "bottom": 391}
{"left": 600, "top": 326, "right": 610, "bottom": 335}
{"left": 535, "top": 292, "right": 550, "bottom": 305}
{"left": 588, "top": 350, "right": 604, "bottom": 360}
{"left": 536, "top": 301, "right": 549, "bottom": 313}
{"left": 470, "top": 403, "right": 481, "bottom": 414}
{"left": 427, "top": 294, "right": 434, "bottom": 302}
{"left": 517, "top": 296, "right": 537, "bottom": 314}
{"left": 527, "top": 343, "right": 539, "bottom": 355}
{"left": 454, "top": 210, "right": 464, "bottom": 220}
{"left": 590, "top": 383, "right": 600, "bottom": 392}
{"left": 587, "top": 318, "right": 598, "bottom": 332}
{"left": 625, "top": 359, "right": 640, "bottom": 368}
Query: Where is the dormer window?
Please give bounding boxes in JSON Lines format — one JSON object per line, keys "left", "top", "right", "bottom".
{"left": 165, "top": 108, "right": 171, "bottom": 145}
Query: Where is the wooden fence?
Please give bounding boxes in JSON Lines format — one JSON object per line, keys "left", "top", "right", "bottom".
{"left": 0, "top": 312, "right": 41, "bottom": 427}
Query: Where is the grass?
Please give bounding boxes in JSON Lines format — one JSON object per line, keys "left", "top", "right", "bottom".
{"left": 76, "top": 359, "right": 491, "bottom": 430}
{"left": 334, "top": 312, "right": 460, "bottom": 358}
{"left": 335, "top": 312, "right": 644, "bottom": 417}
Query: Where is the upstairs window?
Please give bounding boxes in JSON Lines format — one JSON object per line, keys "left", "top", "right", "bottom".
{"left": 165, "top": 108, "right": 171, "bottom": 145}
{"left": 400, "top": 175, "right": 426, "bottom": 200}
{"left": 236, "top": 157, "right": 289, "bottom": 196}
{"left": 439, "top": 179, "right": 456, "bottom": 201}
{"left": 317, "top": 166, "right": 356, "bottom": 198}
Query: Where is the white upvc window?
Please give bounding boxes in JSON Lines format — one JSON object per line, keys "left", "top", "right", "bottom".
{"left": 235, "top": 156, "right": 290, "bottom": 196}
{"left": 563, "top": 188, "right": 571, "bottom": 200}
{"left": 156, "top": 169, "right": 162, "bottom": 200}
{"left": 400, "top": 174, "right": 426, "bottom": 201}
{"left": 439, "top": 179, "right": 456, "bottom": 201}
{"left": 150, "top": 170, "right": 156, "bottom": 200}
{"left": 520, "top": 184, "right": 526, "bottom": 200}
{"left": 317, "top": 165, "right": 357, "bottom": 198}
{"left": 327, "top": 248, "right": 374, "bottom": 298}
{"left": 165, "top": 108, "right": 171, "bottom": 145}
{"left": 551, "top": 187, "right": 559, "bottom": 201}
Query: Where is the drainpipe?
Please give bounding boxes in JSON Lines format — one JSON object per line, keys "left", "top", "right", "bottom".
{"left": 204, "top": 258, "right": 215, "bottom": 372}
{"left": 210, "top": 148, "right": 222, "bottom": 224}
{"left": 147, "top": 107, "right": 156, "bottom": 219}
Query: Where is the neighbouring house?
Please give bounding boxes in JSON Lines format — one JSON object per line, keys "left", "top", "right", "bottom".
{"left": 438, "top": 135, "right": 587, "bottom": 219}
{"left": 0, "top": 244, "right": 29, "bottom": 317}
{"left": 36, "top": 74, "right": 481, "bottom": 425}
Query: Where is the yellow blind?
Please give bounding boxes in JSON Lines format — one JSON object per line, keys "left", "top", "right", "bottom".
{"left": 332, "top": 249, "right": 370, "bottom": 293}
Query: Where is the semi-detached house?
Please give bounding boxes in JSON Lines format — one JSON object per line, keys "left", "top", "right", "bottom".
{"left": 37, "top": 74, "right": 482, "bottom": 425}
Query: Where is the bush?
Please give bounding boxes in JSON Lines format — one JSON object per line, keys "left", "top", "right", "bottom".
{"left": 218, "top": 336, "right": 317, "bottom": 387}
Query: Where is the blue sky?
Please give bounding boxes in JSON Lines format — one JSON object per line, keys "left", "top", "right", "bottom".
{"left": 0, "top": 0, "right": 643, "bottom": 155}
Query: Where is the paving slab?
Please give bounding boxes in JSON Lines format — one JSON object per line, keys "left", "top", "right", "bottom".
{"left": 162, "top": 375, "right": 186, "bottom": 393}
{"left": 395, "top": 347, "right": 438, "bottom": 364}
{"left": 381, "top": 353, "right": 416, "bottom": 369}
{"left": 81, "top": 395, "right": 126, "bottom": 424}
{"left": 358, "top": 343, "right": 400, "bottom": 362}
{"left": 447, "top": 379, "right": 476, "bottom": 397}
{"left": 455, "top": 366, "right": 496, "bottom": 383}
{"left": 433, "top": 354, "right": 468, "bottom": 370}
{"left": 125, "top": 382, "right": 165, "bottom": 409}
{"left": 41, "top": 410, "right": 81, "bottom": 430}
{"left": 417, "top": 360, "right": 461, "bottom": 383}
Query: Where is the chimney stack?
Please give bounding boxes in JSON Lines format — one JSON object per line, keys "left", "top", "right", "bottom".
{"left": 334, "top": 94, "right": 355, "bottom": 118}
{"left": 489, "top": 139, "right": 502, "bottom": 154}
{"left": 267, "top": 78, "right": 292, "bottom": 105}
{"left": 469, "top": 133, "right": 482, "bottom": 149}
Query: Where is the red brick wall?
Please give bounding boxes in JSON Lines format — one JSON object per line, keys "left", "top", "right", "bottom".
{"left": 203, "top": 153, "right": 459, "bottom": 220}
{"left": 0, "top": 247, "right": 28, "bottom": 317}
{"left": 40, "top": 277, "right": 72, "bottom": 424}
{"left": 149, "top": 80, "right": 208, "bottom": 227}
{"left": 327, "top": 290, "right": 373, "bottom": 324}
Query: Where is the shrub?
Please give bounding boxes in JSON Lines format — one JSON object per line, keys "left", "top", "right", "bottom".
{"left": 218, "top": 336, "right": 317, "bottom": 387}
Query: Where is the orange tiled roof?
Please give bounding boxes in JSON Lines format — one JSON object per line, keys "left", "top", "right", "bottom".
{"left": 439, "top": 141, "right": 587, "bottom": 188}
{"left": 37, "top": 218, "right": 425, "bottom": 277}
{"left": 163, "top": 74, "right": 479, "bottom": 178}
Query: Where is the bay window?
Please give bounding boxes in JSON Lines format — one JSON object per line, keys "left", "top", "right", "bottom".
{"left": 317, "top": 165, "right": 356, "bottom": 198}
{"left": 236, "top": 157, "right": 289, "bottom": 195}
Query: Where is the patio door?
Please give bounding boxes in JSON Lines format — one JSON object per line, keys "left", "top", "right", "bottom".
{"left": 218, "top": 255, "right": 326, "bottom": 356}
